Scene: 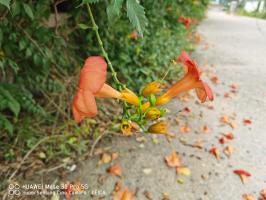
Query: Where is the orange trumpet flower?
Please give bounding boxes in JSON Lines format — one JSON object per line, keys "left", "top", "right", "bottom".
{"left": 72, "top": 56, "right": 139, "bottom": 123}
{"left": 178, "top": 16, "right": 192, "bottom": 29}
{"left": 155, "top": 51, "right": 213, "bottom": 106}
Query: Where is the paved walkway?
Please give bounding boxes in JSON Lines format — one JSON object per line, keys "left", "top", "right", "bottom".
{"left": 69, "top": 7, "right": 266, "bottom": 200}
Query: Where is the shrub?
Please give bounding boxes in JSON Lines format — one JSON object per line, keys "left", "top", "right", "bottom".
{"left": 0, "top": 0, "right": 209, "bottom": 180}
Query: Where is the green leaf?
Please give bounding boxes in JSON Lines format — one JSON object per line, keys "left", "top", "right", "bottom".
{"left": 126, "top": 0, "right": 147, "bottom": 37}
{"left": 107, "top": 0, "right": 124, "bottom": 21}
{"left": 0, "top": 29, "right": 3, "bottom": 46}
{"left": 82, "top": 0, "right": 102, "bottom": 4}
{"left": 78, "top": 23, "right": 89, "bottom": 30}
{"left": 0, "top": 114, "right": 13, "bottom": 134}
{"left": 0, "top": 86, "right": 20, "bottom": 117}
{"left": 11, "top": 1, "right": 21, "bottom": 16}
{"left": 23, "top": 3, "right": 34, "bottom": 20}
{"left": 0, "top": 0, "right": 11, "bottom": 9}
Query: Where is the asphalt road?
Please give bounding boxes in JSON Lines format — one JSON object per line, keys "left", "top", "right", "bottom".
{"left": 68, "top": 7, "right": 266, "bottom": 200}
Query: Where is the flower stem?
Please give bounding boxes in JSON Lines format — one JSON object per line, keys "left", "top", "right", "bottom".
{"left": 86, "top": 3, "right": 131, "bottom": 118}
{"left": 86, "top": 3, "right": 122, "bottom": 89}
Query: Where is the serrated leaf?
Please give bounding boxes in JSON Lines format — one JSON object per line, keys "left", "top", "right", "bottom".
{"left": 23, "top": 3, "right": 34, "bottom": 20}
{"left": 107, "top": 0, "right": 124, "bottom": 21}
{"left": 126, "top": 0, "right": 147, "bottom": 37}
{"left": 78, "top": 23, "right": 89, "bottom": 30}
{"left": 0, "top": 0, "right": 11, "bottom": 9}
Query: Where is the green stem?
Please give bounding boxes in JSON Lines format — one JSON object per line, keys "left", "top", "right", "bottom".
{"left": 86, "top": 3, "right": 130, "bottom": 118}
{"left": 86, "top": 3, "right": 122, "bottom": 89}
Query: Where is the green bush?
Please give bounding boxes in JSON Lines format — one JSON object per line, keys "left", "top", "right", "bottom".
{"left": 0, "top": 0, "right": 209, "bottom": 168}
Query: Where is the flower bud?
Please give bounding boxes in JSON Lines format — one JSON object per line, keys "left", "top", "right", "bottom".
{"left": 145, "top": 108, "right": 161, "bottom": 120}
{"left": 142, "top": 82, "right": 162, "bottom": 96}
{"left": 148, "top": 121, "right": 168, "bottom": 134}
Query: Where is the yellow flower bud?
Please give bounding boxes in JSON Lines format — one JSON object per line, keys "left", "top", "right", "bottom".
{"left": 142, "top": 81, "right": 162, "bottom": 96}
{"left": 155, "top": 95, "right": 171, "bottom": 106}
{"left": 120, "top": 88, "right": 139, "bottom": 106}
{"left": 145, "top": 107, "right": 161, "bottom": 120}
{"left": 148, "top": 121, "right": 168, "bottom": 134}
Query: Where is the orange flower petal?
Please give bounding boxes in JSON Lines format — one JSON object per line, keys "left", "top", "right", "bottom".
{"left": 72, "top": 102, "right": 83, "bottom": 123}
{"left": 234, "top": 169, "right": 251, "bottom": 183}
{"left": 107, "top": 164, "right": 122, "bottom": 177}
{"left": 223, "top": 132, "right": 234, "bottom": 140}
{"left": 209, "top": 147, "right": 220, "bottom": 160}
{"left": 260, "top": 189, "right": 266, "bottom": 200}
{"left": 180, "top": 126, "right": 191, "bottom": 133}
{"left": 243, "top": 119, "right": 252, "bottom": 125}
{"left": 157, "top": 52, "right": 213, "bottom": 104}
{"left": 79, "top": 56, "right": 107, "bottom": 93}
{"left": 72, "top": 90, "right": 98, "bottom": 123}
{"left": 223, "top": 146, "right": 234, "bottom": 158}
{"left": 242, "top": 193, "right": 255, "bottom": 200}
{"left": 183, "top": 107, "right": 191, "bottom": 113}
{"left": 195, "top": 81, "right": 214, "bottom": 103}
{"left": 165, "top": 151, "right": 181, "bottom": 168}
{"left": 95, "top": 83, "right": 121, "bottom": 99}
{"left": 219, "top": 136, "right": 227, "bottom": 144}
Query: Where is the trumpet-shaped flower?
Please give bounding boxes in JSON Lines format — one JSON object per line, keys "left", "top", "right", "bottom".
{"left": 120, "top": 120, "right": 133, "bottom": 136}
{"left": 142, "top": 81, "right": 162, "bottom": 96}
{"left": 72, "top": 56, "right": 139, "bottom": 123}
{"left": 155, "top": 51, "right": 213, "bottom": 106}
{"left": 178, "top": 16, "right": 192, "bottom": 29}
{"left": 148, "top": 121, "right": 168, "bottom": 134}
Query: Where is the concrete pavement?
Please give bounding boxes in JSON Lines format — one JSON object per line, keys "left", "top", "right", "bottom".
{"left": 68, "top": 7, "right": 266, "bottom": 200}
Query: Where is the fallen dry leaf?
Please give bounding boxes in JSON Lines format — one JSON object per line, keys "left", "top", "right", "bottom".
{"left": 208, "top": 105, "right": 214, "bottom": 110}
{"left": 112, "top": 182, "right": 135, "bottom": 200}
{"left": 143, "top": 190, "right": 152, "bottom": 200}
{"left": 102, "top": 153, "right": 112, "bottom": 164}
{"left": 113, "top": 189, "right": 135, "bottom": 200}
{"left": 230, "top": 84, "right": 239, "bottom": 90}
{"left": 177, "top": 178, "right": 184, "bottom": 184}
{"left": 162, "top": 192, "right": 170, "bottom": 200}
{"left": 223, "top": 146, "right": 234, "bottom": 157}
{"left": 201, "top": 125, "right": 210, "bottom": 133}
{"left": 242, "top": 193, "right": 255, "bottom": 200}
{"left": 114, "top": 181, "right": 123, "bottom": 192}
{"left": 107, "top": 164, "right": 122, "bottom": 177}
{"left": 165, "top": 151, "right": 181, "bottom": 168}
{"left": 229, "top": 121, "right": 237, "bottom": 129}
{"left": 224, "top": 92, "right": 231, "bottom": 98}
{"left": 243, "top": 119, "right": 252, "bottom": 125}
{"left": 234, "top": 169, "right": 251, "bottom": 183}
{"left": 180, "top": 125, "right": 191, "bottom": 133}
{"left": 112, "top": 152, "right": 119, "bottom": 161}
{"left": 220, "top": 115, "right": 230, "bottom": 124}
{"left": 179, "top": 138, "right": 204, "bottom": 149}
{"left": 209, "top": 147, "right": 220, "bottom": 160}
{"left": 210, "top": 75, "right": 220, "bottom": 84}
{"left": 191, "top": 140, "right": 205, "bottom": 149}
{"left": 260, "top": 189, "right": 266, "bottom": 200}
{"left": 176, "top": 167, "right": 191, "bottom": 176}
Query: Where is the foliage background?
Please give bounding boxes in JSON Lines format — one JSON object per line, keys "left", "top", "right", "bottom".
{"left": 0, "top": 0, "right": 209, "bottom": 189}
